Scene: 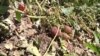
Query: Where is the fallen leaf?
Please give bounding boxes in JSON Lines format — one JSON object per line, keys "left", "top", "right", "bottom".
{"left": 0, "top": 51, "right": 7, "bottom": 56}
{"left": 62, "top": 32, "right": 71, "bottom": 40}
{"left": 13, "top": 50, "right": 21, "bottom": 56}
{"left": 17, "top": 39, "right": 28, "bottom": 48}
{"left": 26, "top": 44, "right": 41, "bottom": 56}
{"left": 67, "top": 43, "right": 74, "bottom": 52}
{"left": 4, "top": 41, "right": 13, "bottom": 50}
{"left": 61, "top": 6, "right": 74, "bottom": 15}
{"left": 19, "top": 17, "right": 32, "bottom": 32}
{"left": 75, "top": 47, "right": 84, "bottom": 55}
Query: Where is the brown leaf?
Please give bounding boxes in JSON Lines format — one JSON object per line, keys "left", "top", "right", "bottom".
{"left": 67, "top": 43, "right": 74, "bottom": 52}
{"left": 62, "top": 32, "right": 71, "bottom": 40}
{"left": 19, "top": 17, "right": 32, "bottom": 32}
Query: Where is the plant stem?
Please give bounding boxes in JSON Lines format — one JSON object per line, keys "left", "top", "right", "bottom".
{"left": 43, "top": 25, "right": 60, "bottom": 56}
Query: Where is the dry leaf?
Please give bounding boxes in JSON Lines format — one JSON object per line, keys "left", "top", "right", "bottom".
{"left": 17, "top": 39, "right": 28, "bottom": 48}
{"left": 13, "top": 50, "right": 21, "bottom": 56}
{"left": 26, "top": 44, "right": 41, "bottom": 56}
{"left": 4, "top": 42, "right": 13, "bottom": 50}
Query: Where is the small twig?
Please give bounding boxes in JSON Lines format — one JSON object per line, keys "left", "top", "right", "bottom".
{"left": 43, "top": 25, "right": 60, "bottom": 56}
{"left": 35, "top": 0, "right": 43, "bottom": 11}
{"left": 15, "top": 30, "right": 20, "bottom": 38}
{"left": 26, "top": 0, "right": 35, "bottom": 15}
{"left": 79, "top": 17, "right": 93, "bottom": 33}
{"left": 27, "top": 15, "right": 46, "bottom": 18}
{"left": 14, "top": 9, "right": 24, "bottom": 13}
{"left": 41, "top": 0, "right": 48, "bottom": 7}
{"left": 14, "top": 9, "right": 46, "bottom": 18}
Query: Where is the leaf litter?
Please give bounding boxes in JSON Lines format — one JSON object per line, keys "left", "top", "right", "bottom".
{"left": 0, "top": 0, "right": 100, "bottom": 56}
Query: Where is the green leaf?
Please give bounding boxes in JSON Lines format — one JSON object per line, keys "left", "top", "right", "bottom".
{"left": 61, "top": 6, "right": 74, "bottom": 15}
{"left": 0, "top": 6, "right": 8, "bottom": 14}
{"left": 15, "top": 11, "right": 21, "bottom": 22}
{"left": 93, "top": 31, "right": 100, "bottom": 44}
{"left": 85, "top": 42, "right": 100, "bottom": 54}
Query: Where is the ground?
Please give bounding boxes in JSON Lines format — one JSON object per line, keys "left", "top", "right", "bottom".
{"left": 0, "top": 0, "right": 100, "bottom": 56}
